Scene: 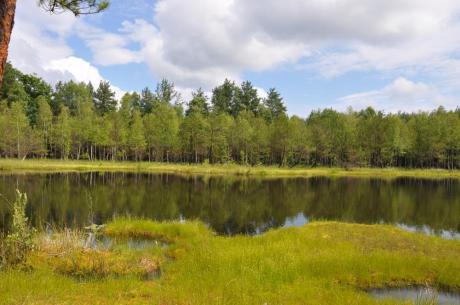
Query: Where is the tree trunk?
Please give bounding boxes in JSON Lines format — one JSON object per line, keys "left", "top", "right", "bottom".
{"left": 0, "top": 0, "right": 16, "bottom": 87}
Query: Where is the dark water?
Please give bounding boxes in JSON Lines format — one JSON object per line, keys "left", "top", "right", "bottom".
{"left": 0, "top": 173, "right": 459, "bottom": 236}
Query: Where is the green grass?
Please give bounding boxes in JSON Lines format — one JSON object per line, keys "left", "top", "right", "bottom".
{"left": 1, "top": 219, "right": 459, "bottom": 305}
{"left": 0, "top": 158, "right": 459, "bottom": 179}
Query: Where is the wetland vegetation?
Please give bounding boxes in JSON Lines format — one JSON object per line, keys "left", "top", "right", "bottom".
{"left": 1, "top": 2, "right": 459, "bottom": 304}
{"left": 1, "top": 32, "right": 460, "bottom": 305}
{"left": 1, "top": 215, "right": 460, "bottom": 305}
{"left": 0, "top": 172, "right": 459, "bottom": 304}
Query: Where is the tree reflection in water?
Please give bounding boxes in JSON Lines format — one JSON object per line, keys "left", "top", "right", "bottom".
{"left": 0, "top": 173, "right": 459, "bottom": 236}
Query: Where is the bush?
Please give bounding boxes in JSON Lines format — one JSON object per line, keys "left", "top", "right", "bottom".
{"left": 0, "top": 190, "right": 34, "bottom": 269}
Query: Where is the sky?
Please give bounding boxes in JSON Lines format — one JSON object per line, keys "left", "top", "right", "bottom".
{"left": 9, "top": 0, "right": 460, "bottom": 116}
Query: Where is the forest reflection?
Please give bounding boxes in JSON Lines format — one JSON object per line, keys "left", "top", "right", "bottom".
{"left": 0, "top": 173, "right": 459, "bottom": 236}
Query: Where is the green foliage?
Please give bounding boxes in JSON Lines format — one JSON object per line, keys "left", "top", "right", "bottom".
{"left": 264, "top": 87, "right": 287, "bottom": 122}
{"left": 127, "top": 109, "right": 146, "bottom": 161}
{"left": 52, "top": 106, "right": 72, "bottom": 159}
{"left": 180, "top": 110, "right": 210, "bottom": 163}
{"left": 140, "top": 87, "right": 155, "bottom": 114}
{"left": 0, "top": 102, "right": 43, "bottom": 159}
{"left": 238, "top": 80, "right": 260, "bottom": 116}
{"left": 93, "top": 81, "right": 116, "bottom": 116}
{"left": 120, "top": 92, "right": 141, "bottom": 116}
{"left": 0, "top": 190, "right": 34, "bottom": 269}
{"left": 229, "top": 111, "right": 253, "bottom": 164}
{"left": 0, "top": 64, "right": 51, "bottom": 125}
{"left": 10, "top": 102, "right": 30, "bottom": 159}
{"left": 144, "top": 103, "right": 179, "bottom": 162}
{"left": 53, "top": 81, "right": 93, "bottom": 116}
{"left": 0, "top": 63, "right": 22, "bottom": 101}
{"left": 208, "top": 112, "right": 233, "bottom": 163}
{"left": 186, "top": 88, "right": 209, "bottom": 116}
{"left": 211, "top": 79, "right": 239, "bottom": 115}
{"left": 38, "top": 0, "right": 109, "bottom": 16}
{"left": 0, "top": 63, "right": 460, "bottom": 168}
{"left": 155, "top": 79, "right": 180, "bottom": 105}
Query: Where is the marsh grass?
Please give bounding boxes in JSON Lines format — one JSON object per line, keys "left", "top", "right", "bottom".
{"left": 1, "top": 219, "right": 460, "bottom": 305}
{"left": 104, "top": 218, "right": 213, "bottom": 242}
{"left": 1, "top": 158, "right": 460, "bottom": 179}
{"left": 30, "top": 228, "right": 162, "bottom": 279}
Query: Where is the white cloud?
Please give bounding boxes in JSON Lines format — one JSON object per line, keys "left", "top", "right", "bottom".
{"left": 9, "top": 0, "right": 124, "bottom": 98}
{"left": 78, "top": 0, "right": 309, "bottom": 89}
{"left": 44, "top": 57, "right": 125, "bottom": 100}
{"left": 9, "top": 1, "right": 74, "bottom": 80}
{"left": 238, "top": 0, "right": 457, "bottom": 45}
{"left": 9, "top": 0, "right": 460, "bottom": 111}
{"left": 336, "top": 77, "right": 458, "bottom": 113}
{"left": 75, "top": 22, "right": 143, "bottom": 66}
{"left": 75, "top": 0, "right": 460, "bottom": 90}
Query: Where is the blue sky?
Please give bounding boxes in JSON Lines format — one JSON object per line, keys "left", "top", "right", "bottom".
{"left": 9, "top": 0, "right": 460, "bottom": 115}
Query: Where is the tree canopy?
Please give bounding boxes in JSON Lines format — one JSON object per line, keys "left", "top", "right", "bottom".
{"left": 0, "top": 63, "right": 459, "bottom": 169}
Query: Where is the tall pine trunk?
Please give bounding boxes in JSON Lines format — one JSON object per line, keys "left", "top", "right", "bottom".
{"left": 0, "top": 0, "right": 16, "bottom": 87}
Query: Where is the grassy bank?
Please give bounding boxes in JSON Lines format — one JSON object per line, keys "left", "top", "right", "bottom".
{"left": 0, "top": 159, "right": 459, "bottom": 179}
{"left": 1, "top": 219, "right": 460, "bottom": 305}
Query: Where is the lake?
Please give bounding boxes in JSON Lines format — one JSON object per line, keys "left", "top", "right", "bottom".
{"left": 0, "top": 173, "right": 459, "bottom": 237}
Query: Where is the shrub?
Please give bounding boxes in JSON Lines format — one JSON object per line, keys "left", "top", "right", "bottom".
{"left": 0, "top": 190, "right": 35, "bottom": 269}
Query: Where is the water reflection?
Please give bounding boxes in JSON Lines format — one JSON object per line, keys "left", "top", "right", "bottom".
{"left": 0, "top": 173, "right": 459, "bottom": 236}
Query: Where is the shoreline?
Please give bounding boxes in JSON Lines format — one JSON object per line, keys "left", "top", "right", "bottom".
{"left": 0, "top": 159, "right": 459, "bottom": 179}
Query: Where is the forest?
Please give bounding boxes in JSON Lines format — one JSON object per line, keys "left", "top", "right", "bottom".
{"left": 0, "top": 63, "right": 459, "bottom": 169}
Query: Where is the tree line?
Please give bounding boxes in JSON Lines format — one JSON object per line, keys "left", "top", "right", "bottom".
{"left": 1, "top": 63, "right": 460, "bottom": 169}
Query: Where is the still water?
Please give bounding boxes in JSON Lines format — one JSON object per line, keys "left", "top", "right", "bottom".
{"left": 0, "top": 173, "right": 459, "bottom": 236}
{"left": 369, "top": 287, "right": 460, "bottom": 305}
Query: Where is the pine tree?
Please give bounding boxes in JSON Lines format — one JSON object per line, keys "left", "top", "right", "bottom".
{"left": 264, "top": 88, "right": 286, "bottom": 123}
{"left": 211, "top": 79, "right": 239, "bottom": 116}
{"left": 239, "top": 81, "right": 260, "bottom": 116}
{"left": 93, "top": 81, "right": 117, "bottom": 116}
{"left": 140, "top": 87, "right": 155, "bottom": 115}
